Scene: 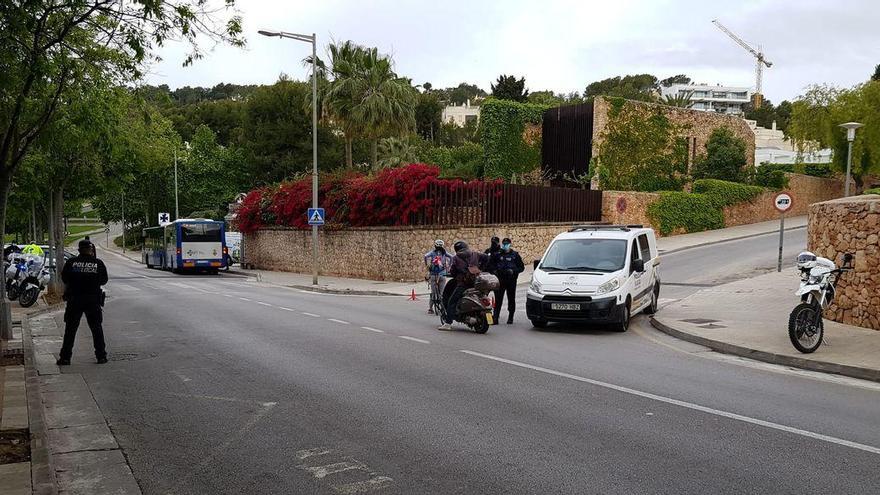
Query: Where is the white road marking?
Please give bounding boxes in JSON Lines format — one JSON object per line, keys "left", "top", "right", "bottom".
{"left": 296, "top": 448, "right": 332, "bottom": 460}
{"left": 222, "top": 294, "right": 233, "bottom": 298}
{"left": 302, "top": 312, "right": 321, "bottom": 318}
{"left": 327, "top": 318, "right": 350, "bottom": 325}
{"left": 304, "top": 461, "right": 367, "bottom": 480}
{"left": 239, "top": 297, "right": 252, "bottom": 302}
{"left": 399, "top": 336, "right": 430, "bottom": 344}
{"left": 257, "top": 302, "right": 273, "bottom": 307}
{"left": 460, "top": 350, "right": 880, "bottom": 456}
{"left": 171, "top": 370, "right": 192, "bottom": 383}
{"left": 279, "top": 307, "right": 296, "bottom": 312}
{"left": 361, "top": 327, "right": 384, "bottom": 333}
{"left": 334, "top": 476, "right": 394, "bottom": 494}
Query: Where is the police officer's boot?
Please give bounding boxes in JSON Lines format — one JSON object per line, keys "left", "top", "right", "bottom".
{"left": 507, "top": 312, "right": 514, "bottom": 325}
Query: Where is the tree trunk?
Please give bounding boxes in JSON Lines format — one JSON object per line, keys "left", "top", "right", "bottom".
{"left": 370, "top": 139, "right": 378, "bottom": 169}
{"left": 0, "top": 173, "right": 13, "bottom": 340}
{"left": 47, "top": 190, "right": 57, "bottom": 296}
{"left": 345, "top": 137, "right": 353, "bottom": 168}
{"left": 49, "top": 188, "right": 65, "bottom": 296}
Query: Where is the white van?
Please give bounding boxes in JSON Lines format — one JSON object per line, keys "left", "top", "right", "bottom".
{"left": 526, "top": 225, "right": 660, "bottom": 332}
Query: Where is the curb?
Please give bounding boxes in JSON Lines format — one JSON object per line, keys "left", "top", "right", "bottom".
{"left": 650, "top": 317, "right": 880, "bottom": 383}
{"left": 21, "top": 317, "right": 58, "bottom": 495}
{"left": 286, "top": 284, "right": 419, "bottom": 297}
{"left": 659, "top": 224, "right": 807, "bottom": 255}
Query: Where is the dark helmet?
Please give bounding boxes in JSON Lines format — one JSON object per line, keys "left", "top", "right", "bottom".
{"left": 453, "top": 241, "right": 468, "bottom": 254}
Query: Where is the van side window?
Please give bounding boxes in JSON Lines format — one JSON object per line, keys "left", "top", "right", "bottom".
{"left": 630, "top": 239, "right": 640, "bottom": 263}
{"left": 638, "top": 234, "right": 651, "bottom": 261}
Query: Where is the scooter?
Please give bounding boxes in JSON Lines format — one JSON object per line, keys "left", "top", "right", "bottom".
{"left": 788, "top": 251, "right": 853, "bottom": 353}
{"left": 18, "top": 257, "right": 50, "bottom": 308}
{"left": 435, "top": 272, "right": 499, "bottom": 334}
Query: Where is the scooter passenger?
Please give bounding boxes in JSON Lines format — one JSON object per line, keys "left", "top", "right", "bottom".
{"left": 439, "top": 241, "right": 489, "bottom": 331}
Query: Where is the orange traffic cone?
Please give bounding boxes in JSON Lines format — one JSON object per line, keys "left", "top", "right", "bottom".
{"left": 409, "top": 289, "right": 419, "bottom": 301}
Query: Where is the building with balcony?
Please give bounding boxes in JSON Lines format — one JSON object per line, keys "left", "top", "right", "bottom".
{"left": 660, "top": 83, "right": 751, "bottom": 115}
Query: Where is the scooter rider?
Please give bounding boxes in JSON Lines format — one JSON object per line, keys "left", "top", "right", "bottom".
{"left": 491, "top": 238, "right": 525, "bottom": 325}
{"left": 439, "top": 241, "right": 489, "bottom": 330}
{"left": 424, "top": 240, "right": 453, "bottom": 314}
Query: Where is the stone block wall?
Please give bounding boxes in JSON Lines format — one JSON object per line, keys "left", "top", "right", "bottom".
{"left": 601, "top": 191, "right": 660, "bottom": 227}
{"left": 244, "top": 223, "right": 582, "bottom": 282}
{"left": 592, "top": 96, "right": 756, "bottom": 168}
{"left": 807, "top": 195, "right": 880, "bottom": 330}
{"left": 723, "top": 173, "right": 845, "bottom": 227}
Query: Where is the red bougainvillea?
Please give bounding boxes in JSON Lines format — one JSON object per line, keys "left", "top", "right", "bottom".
{"left": 237, "top": 164, "right": 500, "bottom": 233}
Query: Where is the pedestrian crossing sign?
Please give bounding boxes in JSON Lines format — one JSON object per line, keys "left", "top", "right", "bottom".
{"left": 307, "top": 208, "right": 325, "bottom": 226}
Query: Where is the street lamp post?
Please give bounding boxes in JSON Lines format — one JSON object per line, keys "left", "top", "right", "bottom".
{"left": 174, "top": 147, "right": 179, "bottom": 219}
{"left": 839, "top": 122, "right": 863, "bottom": 197}
{"left": 259, "top": 29, "right": 319, "bottom": 285}
{"left": 121, "top": 190, "right": 126, "bottom": 254}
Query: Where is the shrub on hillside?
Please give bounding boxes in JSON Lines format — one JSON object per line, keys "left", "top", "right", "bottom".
{"left": 693, "top": 179, "right": 766, "bottom": 207}
{"left": 692, "top": 127, "right": 748, "bottom": 183}
{"left": 647, "top": 192, "right": 724, "bottom": 236}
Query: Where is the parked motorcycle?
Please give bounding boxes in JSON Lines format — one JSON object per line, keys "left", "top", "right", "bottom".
{"left": 788, "top": 251, "right": 853, "bottom": 353}
{"left": 436, "top": 272, "right": 499, "bottom": 333}
{"left": 4, "top": 254, "right": 30, "bottom": 301}
{"left": 18, "top": 257, "right": 50, "bottom": 308}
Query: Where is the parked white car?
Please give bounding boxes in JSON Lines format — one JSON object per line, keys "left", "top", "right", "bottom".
{"left": 526, "top": 225, "right": 660, "bottom": 331}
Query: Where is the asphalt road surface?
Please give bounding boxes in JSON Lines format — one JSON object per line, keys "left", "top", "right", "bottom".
{"left": 55, "top": 230, "right": 879, "bottom": 494}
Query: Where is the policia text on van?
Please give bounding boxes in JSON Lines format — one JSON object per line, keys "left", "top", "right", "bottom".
{"left": 526, "top": 225, "right": 660, "bottom": 332}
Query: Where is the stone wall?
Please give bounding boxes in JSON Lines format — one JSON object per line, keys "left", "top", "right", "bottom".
{"left": 722, "top": 173, "right": 845, "bottom": 227}
{"left": 601, "top": 190, "right": 660, "bottom": 227}
{"left": 592, "top": 96, "right": 756, "bottom": 168}
{"left": 244, "top": 223, "right": 583, "bottom": 282}
{"left": 807, "top": 195, "right": 880, "bottom": 330}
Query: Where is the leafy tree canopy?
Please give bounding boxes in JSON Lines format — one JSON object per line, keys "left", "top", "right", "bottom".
{"left": 584, "top": 74, "right": 659, "bottom": 102}
{"left": 491, "top": 75, "right": 529, "bottom": 103}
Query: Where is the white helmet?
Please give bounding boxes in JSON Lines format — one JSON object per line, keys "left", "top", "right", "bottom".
{"left": 796, "top": 251, "right": 817, "bottom": 270}
{"left": 434, "top": 239, "right": 445, "bottom": 248}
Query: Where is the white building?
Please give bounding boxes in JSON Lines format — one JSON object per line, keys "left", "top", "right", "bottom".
{"left": 660, "top": 83, "right": 751, "bottom": 115}
{"left": 442, "top": 100, "right": 480, "bottom": 127}
{"left": 746, "top": 119, "right": 833, "bottom": 165}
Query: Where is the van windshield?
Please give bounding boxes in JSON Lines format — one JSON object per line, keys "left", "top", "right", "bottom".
{"left": 540, "top": 239, "right": 627, "bottom": 273}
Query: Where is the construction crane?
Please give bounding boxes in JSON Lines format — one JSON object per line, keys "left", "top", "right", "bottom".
{"left": 712, "top": 19, "right": 773, "bottom": 108}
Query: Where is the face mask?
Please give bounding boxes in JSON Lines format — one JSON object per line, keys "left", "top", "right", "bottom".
{"left": 502, "top": 243, "right": 511, "bottom": 251}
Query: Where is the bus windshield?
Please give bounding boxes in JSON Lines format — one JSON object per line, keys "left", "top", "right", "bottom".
{"left": 180, "top": 223, "right": 222, "bottom": 243}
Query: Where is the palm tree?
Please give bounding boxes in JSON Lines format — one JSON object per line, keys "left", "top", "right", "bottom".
{"left": 663, "top": 90, "right": 694, "bottom": 108}
{"left": 323, "top": 42, "right": 416, "bottom": 168}
{"left": 376, "top": 136, "right": 419, "bottom": 169}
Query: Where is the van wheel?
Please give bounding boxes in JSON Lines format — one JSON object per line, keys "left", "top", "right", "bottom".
{"left": 530, "top": 319, "right": 548, "bottom": 329}
{"left": 613, "top": 301, "right": 630, "bottom": 332}
{"left": 643, "top": 285, "right": 660, "bottom": 315}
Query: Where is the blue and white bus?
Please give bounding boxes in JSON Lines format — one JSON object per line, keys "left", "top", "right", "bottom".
{"left": 142, "top": 219, "right": 227, "bottom": 273}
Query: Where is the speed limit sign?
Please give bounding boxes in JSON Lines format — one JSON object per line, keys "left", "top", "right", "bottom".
{"left": 774, "top": 192, "right": 793, "bottom": 213}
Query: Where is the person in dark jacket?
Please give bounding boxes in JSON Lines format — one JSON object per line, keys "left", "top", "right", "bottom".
{"left": 484, "top": 237, "right": 501, "bottom": 271}
{"left": 57, "top": 240, "right": 109, "bottom": 365}
{"left": 492, "top": 238, "right": 525, "bottom": 325}
{"left": 440, "top": 241, "right": 488, "bottom": 330}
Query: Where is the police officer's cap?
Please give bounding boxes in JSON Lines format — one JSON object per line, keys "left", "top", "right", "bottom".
{"left": 78, "top": 239, "right": 94, "bottom": 252}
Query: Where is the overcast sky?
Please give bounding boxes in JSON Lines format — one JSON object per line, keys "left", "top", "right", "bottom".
{"left": 144, "top": 0, "right": 879, "bottom": 103}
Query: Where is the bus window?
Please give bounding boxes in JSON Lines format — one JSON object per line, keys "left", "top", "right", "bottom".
{"left": 181, "top": 223, "right": 222, "bottom": 243}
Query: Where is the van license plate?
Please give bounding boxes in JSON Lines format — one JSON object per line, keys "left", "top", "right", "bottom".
{"left": 551, "top": 303, "right": 580, "bottom": 311}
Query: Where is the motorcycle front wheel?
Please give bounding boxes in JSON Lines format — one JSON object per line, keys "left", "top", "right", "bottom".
{"left": 788, "top": 302, "right": 824, "bottom": 353}
{"left": 7, "top": 284, "right": 20, "bottom": 301}
{"left": 19, "top": 287, "right": 40, "bottom": 308}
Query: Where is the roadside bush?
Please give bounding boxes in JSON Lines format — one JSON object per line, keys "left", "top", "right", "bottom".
{"left": 113, "top": 225, "right": 144, "bottom": 251}
{"left": 693, "top": 179, "right": 766, "bottom": 207}
{"left": 647, "top": 192, "right": 724, "bottom": 236}
{"left": 864, "top": 187, "right": 880, "bottom": 195}
{"left": 420, "top": 142, "right": 485, "bottom": 179}
{"left": 801, "top": 162, "right": 833, "bottom": 178}
{"left": 749, "top": 164, "right": 791, "bottom": 189}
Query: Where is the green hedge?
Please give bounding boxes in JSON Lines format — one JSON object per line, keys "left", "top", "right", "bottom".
{"left": 480, "top": 98, "right": 548, "bottom": 179}
{"left": 864, "top": 188, "right": 880, "bottom": 195}
{"left": 647, "top": 192, "right": 725, "bottom": 236}
{"left": 750, "top": 164, "right": 791, "bottom": 189}
{"left": 692, "top": 179, "right": 765, "bottom": 207}
{"left": 420, "top": 142, "right": 484, "bottom": 179}
{"left": 648, "top": 179, "right": 766, "bottom": 236}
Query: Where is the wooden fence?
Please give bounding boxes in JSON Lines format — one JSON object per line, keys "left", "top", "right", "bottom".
{"left": 415, "top": 183, "right": 603, "bottom": 226}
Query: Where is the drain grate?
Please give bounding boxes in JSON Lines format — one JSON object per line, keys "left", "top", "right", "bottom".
{"left": 108, "top": 352, "right": 156, "bottom": 362}
{"left": 0, "top": 429, "right": 31, "bottom": 465}
{"left": 0, "top": 350, "right": 24, "bottom": 366}
{"left": 680, "top": 318, "right": 720, "bottom": 325}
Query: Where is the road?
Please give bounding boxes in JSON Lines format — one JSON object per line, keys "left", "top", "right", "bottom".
{"left": 56, "top": 229, "right": 878, "bottom": 494}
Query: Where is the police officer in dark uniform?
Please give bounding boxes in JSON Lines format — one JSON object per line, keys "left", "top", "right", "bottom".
{"left": 491, "top": 238, "right": 524, "bottom": 325}
{"left": 56, "top": 240, "right": 109, "bottom": 365}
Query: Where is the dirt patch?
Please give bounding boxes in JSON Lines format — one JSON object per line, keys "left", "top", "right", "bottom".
{"left": 0, "top": 429, "right": 30, "bottom": 464}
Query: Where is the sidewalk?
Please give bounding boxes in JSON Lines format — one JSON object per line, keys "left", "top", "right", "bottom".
{"left": 652, "top": 269, "right": 880, "bottom": 382}
{"left": 656, "top": 215, "right": 807, "bottom": 254}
